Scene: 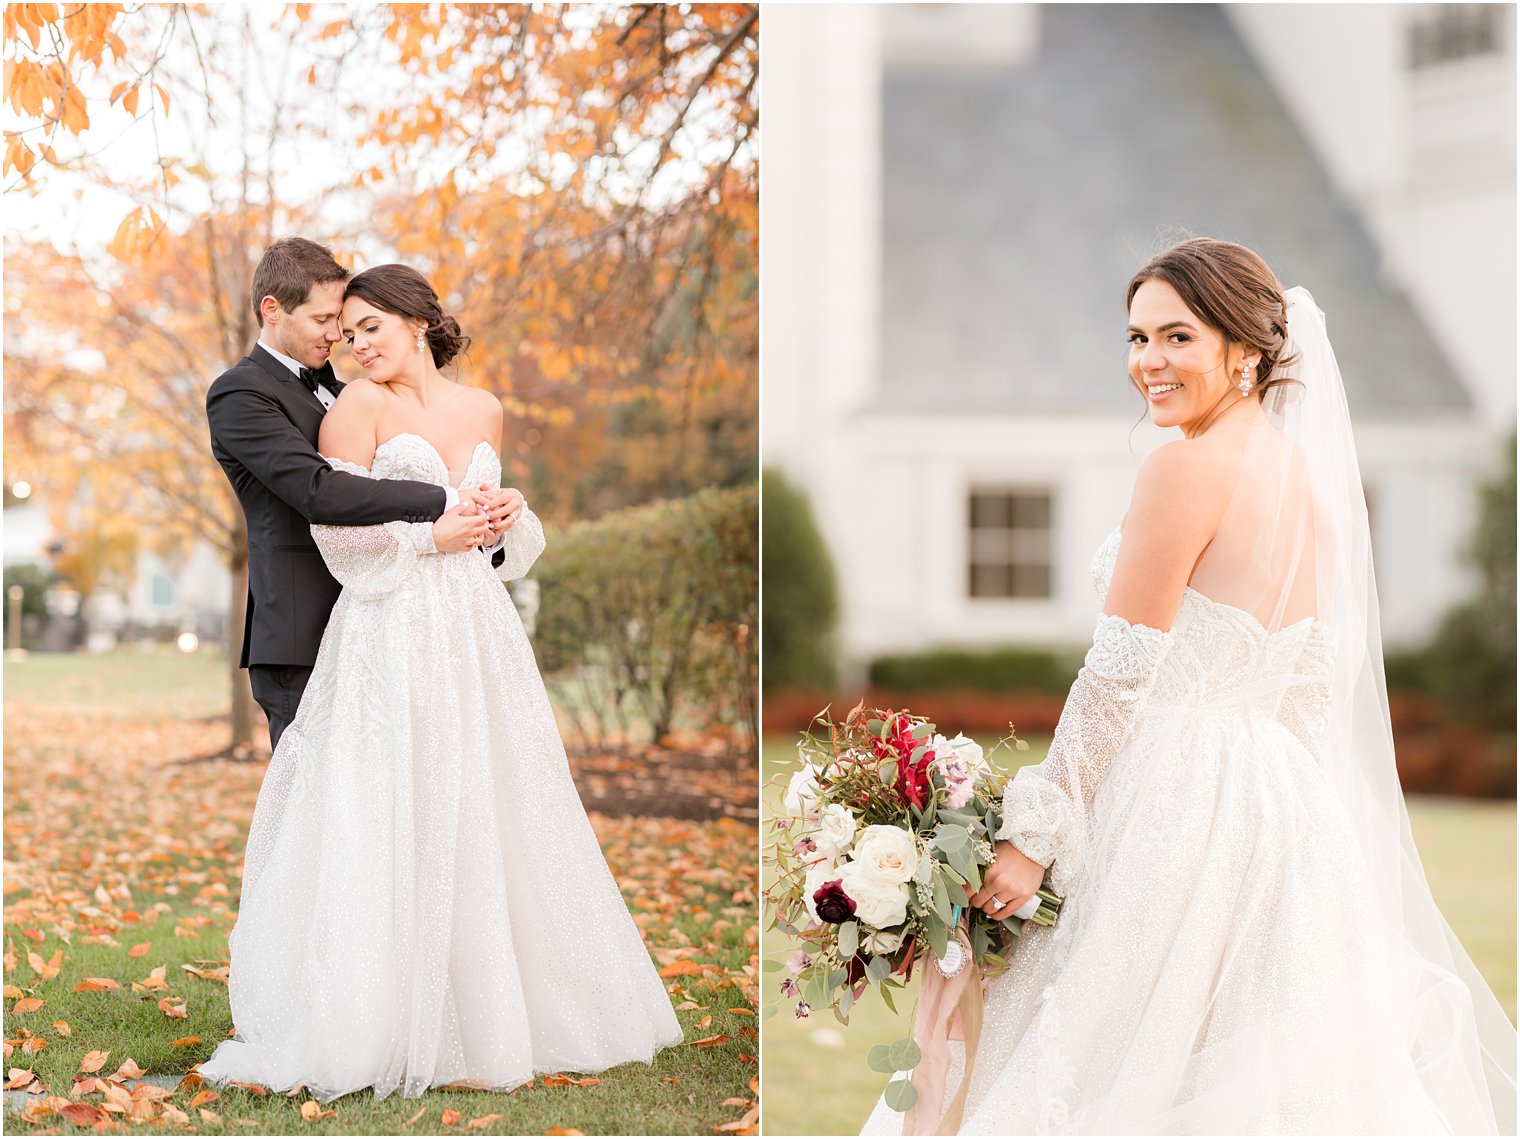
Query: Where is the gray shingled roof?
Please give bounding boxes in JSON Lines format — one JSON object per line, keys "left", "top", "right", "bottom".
{"left": 879, "top": 3, "right": 1471, "bottom": 417}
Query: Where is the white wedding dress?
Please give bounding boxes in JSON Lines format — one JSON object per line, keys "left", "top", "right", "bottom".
{"left": 860, "top": 288, "right": 1513, "bottom": 1136}
{"left": 199, "top": 433, "right": 683, "bottom": 1101}
{"left": 864, "top": 525, "right": 1499, "bottom": 1135}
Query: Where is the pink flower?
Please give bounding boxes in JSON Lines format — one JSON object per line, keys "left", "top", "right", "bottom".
{"left": 794, "top": 1000, "right": 811, "bottom": 1019}
{"left": 780, "top": 976, "right": 799, "bottom": 998}
{"left": 786, "top": 949, "right": 812, "bottom": 975}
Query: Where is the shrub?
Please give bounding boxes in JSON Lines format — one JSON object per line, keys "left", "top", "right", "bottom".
{"left": 760, "top": 468, "right": 838, "bottom": 690}
{"left": 531, "top": 484, "right": 756, "bottom": 754}
{"left": 869, "top": 646, "right": 1079, "bottom": 695}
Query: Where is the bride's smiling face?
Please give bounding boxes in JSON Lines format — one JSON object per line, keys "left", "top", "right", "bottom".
{"left": 1127, "top": 279, "right": 1256, "bottom": 434}
{"left": 341, "top": 298, "right": 425, "bottom": 383}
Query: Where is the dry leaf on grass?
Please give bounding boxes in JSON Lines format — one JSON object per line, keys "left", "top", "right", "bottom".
{"left": 169, "top": 1036, "right": 202, "bottom": 1047}
{"left": 79, "top": 1048, "right": 110, "bottom": 1072}
{"left": 441, "top": 1107, "right": 462, "bottom": 1125}
{"left": 128, "top": 942, "right": 152, "bottom": 957}
{"left": 467, "top": 1114, "right": 503, "bottom": 1129}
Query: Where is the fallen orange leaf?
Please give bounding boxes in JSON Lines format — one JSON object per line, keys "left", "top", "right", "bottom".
{"left": 403, "top": 1106, "right": 426, "bottom": 1126}
{"left": 727, "top": 1008, "right": 755, "bottom": 1016}
{"left": 22, "top": 1037, "right": 45, "bottom": 1052}
{"left": 721, "top": 1097, "right": 751, "bottom": 1107}
{"left": 441, "top": 1107, "right": 461, "bottom": 1125}
{"left": 189, "top": 1089, "right": 218, "bottom": 1109}
{"left": 169, "top": 1036, "right": 201, "bottom": 1047}
{"left": 544, "top": 1130, "right": 585, "bottom": 1136}
{"left": 61, "top": 1102, "right": 103, "bottom": 1126}
{"left": 79, "top": 1049, "right": 110, "bottom": 1072}
{"left": 158, "top": 996, "right": 188, "bottom": 1019}
{"left": 690, "top": 1033, "right": 731, "bottom": 1048}
{"left": 3, "top": 1068, "right": 34, "bottom": 1090}
{"left": 466, "top": 1114, "right": 502, "bottom": 1129}
{"left": 697, "top": 1014, "right": 712, "bottom": 1030}
{"left": 73, "top": 976, "right": 120, "bottom": 992}
{"left": 128, "top": 942, "right": 151, "bottom": 958}
{"left": 657, "top": 960, "right": 703, "bottom": 978}
{"left": 114, "top": 1058, "right": 145, "bottom": 1080}
{"left": 52, "top": 1020, "right": 70, "bottom": 1037}
{"left": 200, "top": 1107, "right": 221, "bottom": 1124}
{"left": 12, "top": 997, "right": 44, "bottom": 1013}
{"left": 2, "top": 985, "right": 23, "bottom": 999}
{"left": 227, "top": 1080, "right": 268, "bottom": 1095}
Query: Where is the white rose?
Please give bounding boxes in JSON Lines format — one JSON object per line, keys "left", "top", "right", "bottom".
{"left": 849, "top": 825, "right": 920, "bottom": 886}
{"left": 935, "top": 732, "right": 988, "bottom": 778}
{"left": 802, "top": 859, "right": 839, "bottom": 923}
{"left": 863, "top": 927, "right": 905, "bottom": 955}
{"left": 783, "top": 763, "right": 821, "bottom": 818}
{"left": 814, "top": 804, "right": 857, "bottom": 859}
{"left": 837, "top": 861, "right": 910, "bottom": 929}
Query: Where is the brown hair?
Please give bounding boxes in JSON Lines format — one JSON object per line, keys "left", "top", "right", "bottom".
{"left": 250, "top": 237, "right": 349, "bottom": 327}
{"left": 1126, "top": 237, "right": 1299, "bottom": 398}
{"left": 343, "top": 264, "right": 470, "bottom": 369}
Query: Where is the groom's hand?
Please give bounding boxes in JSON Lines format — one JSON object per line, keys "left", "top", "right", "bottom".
{"left": 432, "top": 503, "right": 493, "bottom": 552}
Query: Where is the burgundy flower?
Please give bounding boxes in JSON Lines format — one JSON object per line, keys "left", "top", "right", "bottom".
{"left": 811, "top": 879, "right": 857, "bottom": 924}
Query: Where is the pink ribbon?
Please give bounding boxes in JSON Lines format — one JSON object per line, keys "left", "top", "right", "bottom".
{"left": 903, "top": 928, "right": 984, "bottom": 1135}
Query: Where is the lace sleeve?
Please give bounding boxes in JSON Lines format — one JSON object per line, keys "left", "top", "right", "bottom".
{"left": 492, "top": 506, "right": 545, "bottom": 581}
{"left": 309, "top": 457, "right": 440, "bottom": 600}
{"left": 997, "top": 613, "right": 1173, "bottom": 894}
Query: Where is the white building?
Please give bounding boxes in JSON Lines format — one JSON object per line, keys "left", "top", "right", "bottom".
{"left": 762, "top": 3, "right": 1515, "bottom": 678}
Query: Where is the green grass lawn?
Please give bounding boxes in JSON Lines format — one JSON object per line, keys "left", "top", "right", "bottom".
{"left": 759, "top": 733, "right": 1517, "bottom": 1136}
{"left": 3, "top": 651, "right": 758, "bottom": 1135}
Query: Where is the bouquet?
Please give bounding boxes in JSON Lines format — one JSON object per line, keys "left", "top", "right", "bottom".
{"left": 764, "top": 703, "right": 1061, "bottom": 1126}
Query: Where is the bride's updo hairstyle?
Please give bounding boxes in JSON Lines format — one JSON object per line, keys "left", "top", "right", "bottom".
{"left": 344, "top": 264, "right": 471, "bottom": 369}
{"left": 1125, "top": 237, "right": 1299, "bottom": 400}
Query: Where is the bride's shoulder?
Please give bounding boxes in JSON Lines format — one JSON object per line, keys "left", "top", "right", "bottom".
{"left": 332, "top": 377, "right": 386, "bottom": 409}
{"left": 1136, "top": 437, "right": 1236, "bottom": 497}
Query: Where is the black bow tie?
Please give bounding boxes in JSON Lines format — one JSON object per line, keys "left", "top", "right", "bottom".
{"left": 297, "top": 366, "right": 324, "bottom": 395}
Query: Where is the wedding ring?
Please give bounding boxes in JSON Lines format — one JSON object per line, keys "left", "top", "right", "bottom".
{"left": 989, "top": 896, "right": 1004, "bottom": 910}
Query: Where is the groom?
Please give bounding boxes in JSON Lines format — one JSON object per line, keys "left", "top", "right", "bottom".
{"left": 207, "top": 237, "right": 522, "bottom": 749}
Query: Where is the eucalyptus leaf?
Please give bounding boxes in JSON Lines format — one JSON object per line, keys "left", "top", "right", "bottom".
{"left": 839, "top": 984, "right": 855, "bottom": 1020}
{"left": 866, "top": 954, "right": 891, "bottom": 985}
{"left": 831, "top": 967, "right": 850, "bottom": 990}
{"left": 884, "top": 1078, "right": 919, "bottom": 1112}
{"left": 933, "top": 825, "right": 967, "bottom": 853}
{"left": 838, "top": 920, "right": 859, "bottom": 960}
{"left": 924, "top": 913, "right": 949, "bottom": 958}
{"left": 867, "top": 718, "right": 885, "bottom": 736}
{"left": 761, "top": 1001, "right": 780, "bottom": 1021}
{"left": 916, "top": 852, "right": 935, "bottom": 885}
{"left": 880, "top": 981, "right": 899, "bottom": 1014}
{"left": 886, "top": 1037, "right": 924, "bottom": 1070}
{"left": 762, "top": 958, "right": 782, "bottom": 973}
{"left": 867, "top": 1043, "right": 897, "bottom": 1073}
{"left": 882, "top": 761, "right": 898, "bottom": 788}
{"left": 931, "top": 869, "right": 953, "bottom": 923}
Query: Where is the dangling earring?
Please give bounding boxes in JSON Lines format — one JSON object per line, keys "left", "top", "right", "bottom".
{"left": 416, "top": 326, "right": 427, "bottom": 353}
{"left": 1238, "top": 362, "right": 1253, "bottom": 396}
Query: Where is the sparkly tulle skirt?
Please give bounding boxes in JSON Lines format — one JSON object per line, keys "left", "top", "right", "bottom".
{"left": 863, "top": 597, "right": 1503, "bottom": 1134}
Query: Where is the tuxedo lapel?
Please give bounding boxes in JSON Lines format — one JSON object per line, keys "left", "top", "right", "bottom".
{"left": 246, "top": 344, "right": 327, "bottom": 440}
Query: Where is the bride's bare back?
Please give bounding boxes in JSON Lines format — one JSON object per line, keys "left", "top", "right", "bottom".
{"left": 1107, "top": 411, "right": 1322, "bottom": 634}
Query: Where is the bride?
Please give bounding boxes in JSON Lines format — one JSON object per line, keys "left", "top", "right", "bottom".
{"left": 863, "top": 239, "right": 1515, "bottom": 1134}
{"left": 198, "top": 264, "right": 683, "bottom": 1101}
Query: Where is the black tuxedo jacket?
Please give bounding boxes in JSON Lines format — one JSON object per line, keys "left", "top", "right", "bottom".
{"left": 207, "top": 344, "right": 446, "bottom": 668}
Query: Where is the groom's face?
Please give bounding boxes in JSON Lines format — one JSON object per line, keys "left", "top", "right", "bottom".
{"left": 270, "top": 280, "right": 346, "bottom": 370}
